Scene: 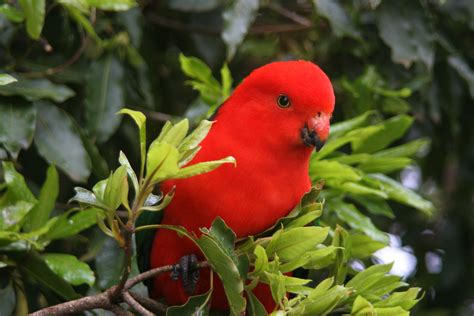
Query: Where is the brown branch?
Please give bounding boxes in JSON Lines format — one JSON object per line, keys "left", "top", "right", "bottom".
{"left": 129, "top": 292, "right": 167, "bottom": 314}
{"left": 266, "top": 3, "right": 312, "bottom": 27}
{"left": 20, "top": 31, "right": 89, "bottom": 79}
{"left": 30, "top": 261, "right": 209, "bottom": 315}
{"left": 148, "top": 14, "right": 313, "bottom": 35}
{"left": 123, "top": 291, "right": 153, "bottom": 316}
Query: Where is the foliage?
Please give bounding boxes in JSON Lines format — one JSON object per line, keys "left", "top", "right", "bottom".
{"left": 0, "top": 0, "right": 472, "bottom": 315}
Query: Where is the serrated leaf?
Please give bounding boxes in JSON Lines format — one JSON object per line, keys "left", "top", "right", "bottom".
{"left": 119, "top": 151, "right": 139, "bottom": 195}
{"left": 350, "top": 195, "right": 394, "bottom": 219}
{"left": 358, "top": 157, "right": 412, "bottom": 174}
{"left": 43, "top": 253, "right": 95, "bottom": 286}
{"left": 35, "top": 101, "right": 91, "bottom": 182}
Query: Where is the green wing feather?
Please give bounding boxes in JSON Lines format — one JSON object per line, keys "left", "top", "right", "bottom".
{"left": 135, "top": 210, "right": 164, "bottom": 290}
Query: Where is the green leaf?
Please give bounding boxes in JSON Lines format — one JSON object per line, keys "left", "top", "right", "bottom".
{"left": 146, "top": 142, "right": 180, "bottom": 182}
{"left": 330, "top": 181, "right": 388, "bottom": 199}
{"left": 16, "top": 251, "right": 79, "bottom": 300}
{"left": 179, "top": 54, "right": 220, "bottom": 88}
{"left": 43, "top": 253, "right": 95, "bottom": 286}
{"left": 351, "top": 295, "right": 376, "bottom": 315}
{"left": 0, "top": 99, "right": 36, "bottom": 159}
{"left": 85, "top": 55, "right": 125, "bottom": 143}
{"left": 357, "top": 157, "right": 412, "bottom": 174}
{"left": 350, "top": 195, "right": 394, "bottom": 219}
{"left": 352, "top": 115, "right": 414, "bottom": 154}
{"left": 329, "top": 111, "right": 376, "bottom": 139}
{"left": 367, "top": 174, "right": 434, "bottom": 215}
{"left": 196, "top": 221, "right": 246, "bottom": 315}
{"left": 313, "top": 0, "right": 361, "bottom": 39}
{"left": 63, "top": 4, "right": 101, "bottom": 42}
{"left": 0, "top": 73, "right": 17, "bottom": 85}
{"left": 222, "top": 0, "right": 259, "bottom": 60}
{"left": 376, "top": 0, "right": 434, "bottom": 69}
{"left": 19, "top": 0, "right": 45, "bottom": 39}
{"left": 374, "top": 138, "right": 431, "bottom": 158}
{"left": 346, "top": 263, "right": 393, "bottom": 291}
{"left": 1, "top": 161, "right": 37, "bottom": 203}
{"left": 166, "top": 288, "right": 212, "bottom": 316}
{"left": 0, "top": 78, "right": 75, "bottom": 102}
{"left": 374, "top": 287, "right": 422, "bottom": 310}
{"left": 246, "top": 289, "right": 268, "bottom": 316}
{"left": 24, "top": 165, "right": 58, "bottom": 232}
{"left": 0, "top": 201, "right": 34, "bottom": 231}
{"left": 34, "top": 101, "right": 91, "bottom": 182}
{"left": 178, "top": 120, "right": 214, "bottom": 154}
{"left": 118, "top": 109, "right": 146, "bottom": 176}
{"left": 220, "top": 63, "right": 233, "bottom": 99}
{"left": 266, "top": 226, "right": 329, "bottom": 262}
{"left": 69, "top": 187, "right": 108, "bottom": 210}
{"left": 119, "top": 151, "right": 139, "bottom": 196}
{"left": 330, "top": 200, "right": 389, "bottom": 244}
{"left": 87, "top": 0, "right": 137, "bottom": 11}
{"left": 173, "top": 156, "right": 236, "bottom": 179}
{"left": 160, "top": 118, "right": 189, "bottom": 147}
{"left": 310, "top": 160, "right": 361, "bottom": 182}
{"left": 42, "top": 208, "right": 101, "bottom": 241}
{"left": 351, "top": 234, "right": 386, "bottom": 259}
{"left": 103, "top": 165, "right": 128, "bottom": 211}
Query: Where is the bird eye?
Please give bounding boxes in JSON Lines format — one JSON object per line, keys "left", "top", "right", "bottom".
{"left": 277, "top": 94, "right": 290, "bottom": 108}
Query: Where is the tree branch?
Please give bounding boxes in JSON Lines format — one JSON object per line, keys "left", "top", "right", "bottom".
{"left": 123, "top": 291, "right": 153, "bottom": 316}
{"left": 30, "top": 261, "right": 209, "bottom": 315}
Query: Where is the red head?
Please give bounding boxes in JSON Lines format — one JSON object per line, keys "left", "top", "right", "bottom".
{"left": 215, "top": 60, "right": 335, "bottom": 152}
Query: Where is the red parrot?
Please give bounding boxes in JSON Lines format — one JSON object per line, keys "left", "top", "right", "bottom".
{"left": 137, "top": 60, "right": 334, "bottom": 312}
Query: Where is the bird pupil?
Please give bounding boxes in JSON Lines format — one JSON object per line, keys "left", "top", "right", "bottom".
{"left": 278, "top": 95, "right": 290, "bottom": 107}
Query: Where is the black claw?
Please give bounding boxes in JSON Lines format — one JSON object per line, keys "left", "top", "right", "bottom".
{"left": 171, "top": 254, "right": 200, "bottom": 295}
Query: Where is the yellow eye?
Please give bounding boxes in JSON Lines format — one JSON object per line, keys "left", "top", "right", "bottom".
{"left": 277, "top": 94, "right": 290, "bottom": 108}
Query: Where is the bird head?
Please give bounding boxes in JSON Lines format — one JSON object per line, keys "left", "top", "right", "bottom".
{"left": 221, "top": 60, "right": 335, "bottom": 152}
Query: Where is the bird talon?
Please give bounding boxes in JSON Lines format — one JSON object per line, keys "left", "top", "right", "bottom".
{"left": 170, "top": 254, "right": 200, "bottom": 295}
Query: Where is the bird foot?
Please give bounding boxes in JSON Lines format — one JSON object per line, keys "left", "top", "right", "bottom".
{"left": 170, "top": 254, "right": 200, "bottom": 295}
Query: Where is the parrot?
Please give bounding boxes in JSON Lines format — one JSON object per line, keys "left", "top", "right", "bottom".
{"left": 136, "top": 60, "right": 335, "bottom": 312}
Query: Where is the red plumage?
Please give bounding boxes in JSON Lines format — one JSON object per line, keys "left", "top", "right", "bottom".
{"left": 150, "top": 60, "right": 335, "bottom": 311}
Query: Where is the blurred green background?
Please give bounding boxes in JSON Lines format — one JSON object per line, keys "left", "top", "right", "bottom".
{"left": 0, "top": 0, "right": 473, "bottom": 315}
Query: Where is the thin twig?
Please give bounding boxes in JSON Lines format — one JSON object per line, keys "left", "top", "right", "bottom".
{"left": 129, "top": 292, "right": 167, "bottom": 314}
{"left": 266, "top": 3, "right": 312, "bottom": 27}
{"left": 148, "top": 14, "right": 313, "bottom": 35}
{"left": 20, "top": 31, "right": 89, "bottom": 78}
{"left": 123, "top": 291, "right": 153, "bottom": 316}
